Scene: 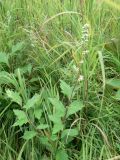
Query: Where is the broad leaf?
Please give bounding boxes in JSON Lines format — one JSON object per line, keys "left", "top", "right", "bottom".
{"left": 49, "top": 113, "right": 64, "bottom": 135}
{"left": 50, "top": 135, "right": 58, "bottom": 141}
{"left": 60, "top": 80, "right": 74, "bottom": 99}
{"left": 52, "top": 121, "right": 64, "bottom": 134}
{"left": 61, "top": 128, "right": 79, "bottom": 139}
{"left": 13, "top": 119, "right": 28, "bottom": 127}
{"left": 23, "top": 94, "right": 40, "bottom": 110}
{"left": 0, "top": 52, "right": 9, "bottom": 66}
{"left": 13, "top": 109, "right": 28, "bottom": 126}
{"left": 56, "top": 149, "right": 68, "bottom": 160}
{"left": 34, "top": 108, "right": 42, "bottom": 119}
{"left": 106, "top": 79, "right": 120, "bottom": 89}
{"left": 66, "top": 100, "right": 84, "bottom": 117}
{"left": 37, "top": 124, "right": 49, "bottom": 130}
{"left": 49, "top": 115, "right": 61, "bottom": 123}
{"left": 23, "top": 131, "right": 37, "bottom": 140}
{"left": 49, "top": 98, "right": 65, "bottom": 117}
{"left": 13, "top": 109, "right": 27, "bottom": 120}
{"left": 12, "top": 42, "right": 25, "bottom": 53}
{"left": 6, "top": 90, "right": 22, "bottom": 106}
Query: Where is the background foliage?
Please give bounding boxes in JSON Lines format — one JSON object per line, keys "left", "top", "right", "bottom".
{"left": 0, "top": 0, "right": 120, "bottom": 159}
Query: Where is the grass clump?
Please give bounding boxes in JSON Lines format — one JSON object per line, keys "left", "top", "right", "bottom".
{"left": 0, "top": 0, "right": 120, "bottom": 159}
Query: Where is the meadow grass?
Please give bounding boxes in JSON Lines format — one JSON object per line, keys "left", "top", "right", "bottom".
{"left": 0, "top": 0, "right": 120, "bottom": 159}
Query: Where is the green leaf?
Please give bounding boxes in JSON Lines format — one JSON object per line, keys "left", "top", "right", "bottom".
{"left": 0, "top": 71, "right": 19, "bottom": 88}
{"left": 15, "top": 64, "right": 32, "bottom": 75}
{"left": 13, "top": 109, "right": 28, "bottom": 126}
{"left": 13, "top": 119, "right": 28, "bottom": 127}
{"left": 23, "top": 131, "right": 37, "bottom": 140}
{"left": 60, "top": 80, "right": 74, "bottom": 99}
{"left": 66, "top": 100, "right": 84, "bottom": 117}
{"left": 61, "top": 128, "right": 79, "bottom": 139}
{"left": 23, "top": 94, "right": 40, "bottom": 110}
{"left": 50, "top": 135, "right": 58, "bottom": 141}
{"left": 52, "top": 121, "right": 64, "bottom": 134}
{"left": 0, "top": 52, "right": 9, "bottom": 66}
{"left": 12, "top": 42, "right": 25, "bottom": 53}
{"left": 56, "top": 149, "right": 68, "bottom": 160}
{"left": 49, "top": 98, "right": 65, "bottom": 117}
{"left": 37, "top": 124, "right": 49, "bottom": 130}
{"left": 34, "top": 108, "right": 42, "bottom": 119}
{"left": 40, "top": 136, "right": 54, "bottom": 153}
{"left": 13, "top": 109, "right": 27, "bottom": 120}
{"left": 49, "top": 115, "right": 61, "bottom": 123}
{"left": 106, "top": 79, "right": 120, "bottom": 89}
{"left": 6, "top": 90, "right": 22, "bottom": 106}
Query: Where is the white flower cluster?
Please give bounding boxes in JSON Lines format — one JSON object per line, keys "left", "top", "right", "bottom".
{"left": 78, "top": 75, "right": 84, "bottom": 81}
{"left": 81, "top": 23, "right": 90, "bottom": 43}
{"left": 71, "top": 23, "right": 90, "bottom": 82}
{"left": 81, "top": 23, "right": 90, "bottom": 56}
{"left": 82, "top": 50, "right": 89, "bottom": 55}
{"left": 77, "top": 23, "right": 90, "bottom": 82}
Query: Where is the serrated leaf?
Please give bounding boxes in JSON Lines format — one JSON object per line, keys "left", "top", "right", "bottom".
{"left": 13, "top": 109, "right": 28, "bottom": 126}
{"left": 6, "top": 90, "right": 22, "bottom": 106}
{"left": 23, "top": 94, "right": 40, "bottom": 110}
{"left": 37, "top": 124, "right": 49, "bottom": 130}
{"left": 23, "top": 131, "right": 37, "bottom": 140}
{"left": 13, "top": 109, "right": 27, "bottom": 120}
{"left": 49, "top": 115, "right": 61, "bottom": 123}
{"left": 66, "top": 100, "right": 84, "bottom": 117}
{"left": 61, "top": 128, "right": 79, "bottom": 139}
{"left": 52, "top": 121, "right": 64, "bottom": 134}
{"left": 0, "top": 52, "right": 9, "bottom": 66}
{"left": 13, "top": 119, "right": 28, "bottom": 127}
{"left": 60, "top": 80, "right": 74, "bottom": 99}
{"left": 34, "top": 108, "right": 42, "bottom": 119}
{"left": 106, "top": 79, "right": 120, "bottom": 89}
{"left": 56, "top": 149, "right": 68, "bottom": 160}
{"left": 12, "top": 42, "right": 24, "bottom": 53}
{"left": 49, "top": 98, "right": 65, "bottom": 117}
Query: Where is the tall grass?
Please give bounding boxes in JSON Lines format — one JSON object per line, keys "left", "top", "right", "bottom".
{"left": 0, "top": 0, "right": 120, "bottom": 159}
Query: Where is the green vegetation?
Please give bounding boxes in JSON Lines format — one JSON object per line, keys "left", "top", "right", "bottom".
{"left": 0, "top": 0, "right": 120, "bottom": 159}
